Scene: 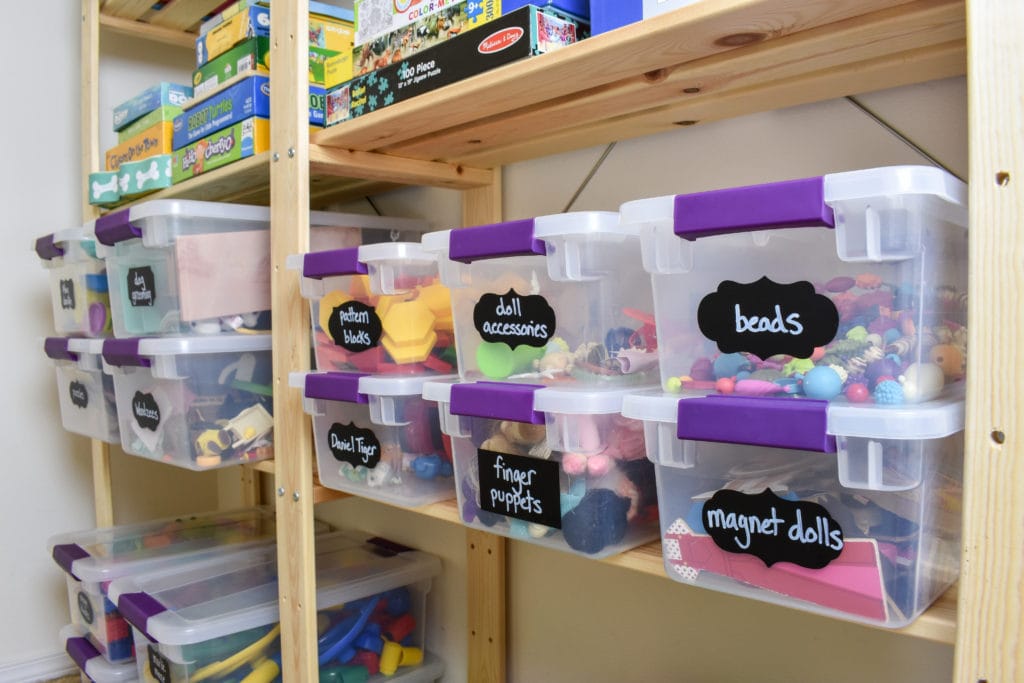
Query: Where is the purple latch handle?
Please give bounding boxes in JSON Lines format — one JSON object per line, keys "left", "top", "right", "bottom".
{"left": 94, "top": 209, "right": 141, "bottom": 246}
{"left": 34, "top": 234, "right": 65, "bottom": 260}
{"left": 450, "top": 382, "right": 545, "bottom": 424}
{"left": 52, "top": 543, "right": 90, "bottom": 581}
{"left": 102, "top": 338, "right": 151, "bottom": 368}
{"left": 448, "top": 218, "right": 546, "bottom": 263}
{"left": 676, "top": 395, "right": 836, "bottom": 453}
{"left": 44, "top": 338, "right": 78, "bottom": 362}
{"left": 117, "top": 592, "right": 167, "bottom": 643}
{"left": 65, "top": 635, "right": 98, "bottom": 670}
{"left": 303, "top": 247, "right": 367, "bottom": 279}
{"left": 674, "top": 176, "right": 835, "bottom": 241}
{"left": 304, "top": 372, "right": 368, "bottom": 403}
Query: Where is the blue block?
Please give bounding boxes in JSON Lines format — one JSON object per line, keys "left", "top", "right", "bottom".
{"left": 590, "top": 0, "right": 642, "bottom": 34}
{"left": 173, "top": 76, "right": 270, "bottom": 150}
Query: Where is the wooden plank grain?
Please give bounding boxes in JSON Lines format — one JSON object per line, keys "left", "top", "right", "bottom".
{"left": 99, "top": 13, "right": 196, "bottom": 48}
{"left": 101, "top": 0, "right": 155, "bottom": 20}
{"left": 147, "top": 0, "right": 223, "bottom": 30}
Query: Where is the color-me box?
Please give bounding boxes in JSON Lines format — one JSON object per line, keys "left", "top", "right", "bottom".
{"left": 34, "top": 226, "right": 111, "bottom": 337}
{"left": 297, "top": 372, "right": 457, "bottom": 507}
{"left": 421, "top": 212, "right": 659, "bottom": 387}
{"left": 619, "top": 166, "right": 969, "bottom": 407}
{"left": 427, "top": 380, "right": 660, "bottom": 557}
{"left": 622, "top": 391, "right": 964, "bottom": 627}
{"left": 44, "top": 338, "right": 119, "bottom": 444}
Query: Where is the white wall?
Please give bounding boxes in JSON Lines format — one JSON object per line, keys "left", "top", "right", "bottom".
{"left": 0, "top": 2, "right": 966, "bottom": 681}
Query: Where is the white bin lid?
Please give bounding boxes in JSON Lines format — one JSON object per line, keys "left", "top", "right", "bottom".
{"left": 293, "top": 371, "right": 459, "bottom": 403}
{"left": 101, "top": 334, "right": 272, "bottom": 367}
{"left": 424, "top": 379, "right": 658, "bottom": 418}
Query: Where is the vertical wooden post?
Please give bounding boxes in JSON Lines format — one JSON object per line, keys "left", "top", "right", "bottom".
{"left": 462, "top": 174, "right": 507, "bottom": 682}
{"left": 955, "top": 0, "right": 1024, "bottom": 680}
{"left": 269, "top": 1, "right": 317, "bottom": 681}
{"left": 82, "top": 0, "right": 114, "bottom": 528}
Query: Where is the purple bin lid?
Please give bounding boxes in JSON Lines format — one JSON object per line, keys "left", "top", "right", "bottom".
{"left": 449, "top": 382, "right": 546, "bottom": 424}
{"left": 302, "top": 247, "right": 368, "bottom": 279}
{"left": 34, "top": 234, "right": 65, "bottom": 260}
{"left": 44, "top": 338, "right": 78, "bottom": 362}
{"left": 448, "top": 218, "right": 546, "bottom": 263}
{"left": 94, "top": 209, "right": 142, "bottom": 246}
{"left": 117, "top": 591, "right": 167, "bottom": 643}
{"left": 304, "top": 372, "right": 369, "bottom": 404}
{"left": 676, "top": 395, "right": 836, "bottom": 453}
{"left": 102, "top": 338, "right": 151, "bottom": 368}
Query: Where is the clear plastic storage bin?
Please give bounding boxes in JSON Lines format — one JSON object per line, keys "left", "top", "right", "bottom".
{"left": 63, "top": 624, "right": 139, "bottom": 682}
{"left": 35, "top": 226, "right": 111, "bottom": 337}
{"left": 620, "top": 166, "right": 968, "bottom": 407}
{"left": 622, "top": 391, "right": 964, "bottom": 627}
{"left": 102, "top": 335, "right": 273, "bottom": 469}
{"left": 291, "top": 242, "right": 455, "bottom": 374}
{"left": 47, "top": 507, "right": 287, "bottom": 664}
{"left": 296, "top": 371, "right": 457, "bottom": 507}
{"left": 427, "top": 380, "right": 660, "bottom": 557}
{"left": 107, "top": 532, "right": 445, "bottom": 683}
{"left": 421, "top": 212, "right": 659, "bottom": 387}
{"left": 91, "top": 200, "right": 425, "bottom": 337}
{"left": 45, "top": 337, "right": 119, "bottom": 443}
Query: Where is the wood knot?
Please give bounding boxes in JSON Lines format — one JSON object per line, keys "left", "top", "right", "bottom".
{"left": 715, "top": 32, "right": 766, "bottom": 47}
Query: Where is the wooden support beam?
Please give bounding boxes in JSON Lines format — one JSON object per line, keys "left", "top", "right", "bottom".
{"left": 99, "top": 13, "right": 196, "bottom": 49}
{"left": 100, "top": 0, "right": 154, "bottom": 20}
{"left": 146, "top": 0, "right": 222, "bottom": 30}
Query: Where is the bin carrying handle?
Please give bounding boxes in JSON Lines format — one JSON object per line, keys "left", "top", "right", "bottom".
{"left": 674, "top": 176, "right": 835, "bottom": 240}
{"left": 448, "top": 218, "right": 546, "bottom": 263}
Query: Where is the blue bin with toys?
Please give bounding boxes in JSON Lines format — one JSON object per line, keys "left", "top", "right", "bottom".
{"left": 426, "top": 379, "right": 660, "bottom": 557}
{"left": 421, "top": 212, "right": 659, "bottom": 387}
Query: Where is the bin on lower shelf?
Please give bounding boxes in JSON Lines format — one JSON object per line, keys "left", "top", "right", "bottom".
{"left": 63, "top": 623, "right": 139, "bottom": 682}
{"left": 102, "top": 335, "right": 273, "bottom": 470}
{"left": 621, "top": 391, "right": 964, "bottom": 627}
{"left": 107, "top": 532, "right": 445, "bottom": 683}
{"left": 47, "top": 507, "right": 290, "bottom": 664}
{"left": 295, "top": 371, "right": 457, "bottom": 507}
{"left": 35, "top": 226, "right": 111, "bottom": 337}
{"left": 45, "top": 337, "right": 119, "bottom": 444}
{"left": 426, "top": 380, "right": 660, "bottom": 557}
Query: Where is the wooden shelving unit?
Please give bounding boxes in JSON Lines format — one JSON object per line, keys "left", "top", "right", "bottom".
{"left": 82, "top": 0, "right": 1024, "bottom": 679}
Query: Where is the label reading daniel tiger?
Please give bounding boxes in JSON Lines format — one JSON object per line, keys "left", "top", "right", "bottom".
{"left": 327, "top": 300, "right": 382, "bottom": 353}
{"left": 327, "top": 422, "right": 382, "bottom": 469}
{"left": 473, "top": 289, "right": 556, "bottom": 349}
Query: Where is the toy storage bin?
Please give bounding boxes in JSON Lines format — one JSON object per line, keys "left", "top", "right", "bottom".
{"left": 296, "top": 371, "right": 457, "bottom": 507}
{"left": 91, "top": 199, "right": 426, "bottom": 337}
{"left": 421, "top": 212, "right": 658, "bottom": 387}
{"left": 45, "top": 337, "right": 119, "bottom": 443}
{"left": 47, "top": 507, "right": 288, "bottom": 664}
{"left": 63, "top": 624, "right": 139, "bottom": 682}
{"left": 621, "top": 391, "right": 965, "bottom": 627}
{"left": 620, "top": 166, "right": 968, "bottom": 407}
{"left": 35, "top": 226, "right": 111, "bottom": 337}
{"left": 426, "top": 380, "right": 660, "bottom": 557}
{"left": 290, "top": 242, "right": 455, "bottom": 375}
{"left": 107, "top": 532, "right": 445, "bottom": 683}
{"left": 102, "top": 335, "right": 273, "bottom": 470}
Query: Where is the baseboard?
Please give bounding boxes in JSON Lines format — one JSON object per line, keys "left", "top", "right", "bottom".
{"left": 0, "top": 651, "right": 75, "bottom": 683}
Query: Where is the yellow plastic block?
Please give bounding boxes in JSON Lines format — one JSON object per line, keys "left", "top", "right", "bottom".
{"left": 318, "top": 290, "right": 351, "bottom": 332}
{"left": 416, "top": 282, "right": 453, "bottom": 330}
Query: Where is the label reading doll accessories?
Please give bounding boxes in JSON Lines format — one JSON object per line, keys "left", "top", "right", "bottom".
{"left": 132, "top": 391, "right": 161, "bottom": 431}
{"left": 148, "top": 644, "right": 171, "bottom": 683}
{"left": 327, "top": 300, "right": 383, "bottom": 353}
{"left": 702, "top": 488, "right": 844, "bottom": 569}
{"left": 327, "top": 422, "right": 382, "bottom": 469}
{"left": 697, "top": 277, "right": 838, "bottom": 360}
{"left": 473, "top": 289, "right": 556, "bottom": 349}
{"left": 127, "top": 266, "right": 156, "bottom": 307}
{"left": 59, "top": 279, "right": 76, "bottom": 310}
{"left": 477, "top": 448, "right": 561, "bottom": 528}
{"left": 69, "top": 381, "right": 89, "bottom": 409}
{"left": 76, "top": 591, "right": 94, "bottom": 625}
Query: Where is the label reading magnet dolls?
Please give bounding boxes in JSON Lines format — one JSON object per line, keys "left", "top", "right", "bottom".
{"left": 702, "top": 488, "right": 844, "bottom": 569}
{"left": 697, "top": 277, "right": 838, "bottom": 360}
{"left": 327, "top": 300, "right": 382, "bottom": 352}
{"left": 127, "top": 266, "right": 156, "bottom": 307}
{"left": 327, "top": 422, "right": 382, "bottom": 469}
{"left": 478, "top": 448, "right": 562, "bottom": 528}
{"left": 473, "top": 289, "right": 556, "bottom": 349}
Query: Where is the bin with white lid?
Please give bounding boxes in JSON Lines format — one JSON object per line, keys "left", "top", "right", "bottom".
{"left": 45, "top": 337, "right": 119, "bottom": 443}
{"left": 296, "top": 371, "right": 457, "bottom": 507}
{"left": 107, "top": 531, "right": 445, "bottom": 683}
{"left": 421, "top": 212, "right": 659, "bottom": 386}
{"left": 34, "top": 226, "right": 112, "bottom": 337}
{"left": 621, "top": 390, "right": 964, "bottom": 627}
{"left": 426, "top": 379, "right": 660, "bottom": 557}
{"left": 63, "top": 623, "right": 139, "bottom": 682}
{"left": 102, "top": 335, "right": 273, "bottom": 469}
{"left": 619, "top": 166, "right": 968, "bottom": 406}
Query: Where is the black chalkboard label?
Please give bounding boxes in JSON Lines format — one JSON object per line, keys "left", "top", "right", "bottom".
{"left": 697, "top": 277, "right": 838, "bottom": 360}
{"left": 702, "top": 488, "right": 844, "bottom": 569}
{"left": 473, "top": 289, "right": 556, "bottom": 349}
{"left": 127, "top": 266, "right": 156, "bottom": 307}
{"left": 77, "top": 590, "right": 94, "bottom": 625}
{"left": 59, "top": 279, "right": 75, "bottom": 310}
{"left": 148, "top": 644, "right": 171, "bottom": 683}
{"left": 132, "top": 391, "right": 161, "bottom": 431}
{"left": 327, "top": 422, "right": 382, "bottom": 469}
{"left": 477, "top": 448, "right": 561, "bottom": 528}
{"left": 69, "top": 381, "right": 89, "bottom": 409}
{"left": 326, "top": 300, "right": 382, "bottom": 352}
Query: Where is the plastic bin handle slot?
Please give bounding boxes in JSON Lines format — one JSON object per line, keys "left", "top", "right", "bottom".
{"left": 677, "top": 395, "right": 836, "bottom": 453}
{"left": 94, "top": 208, "right": 142, "bottom": 246}
{"left": 117, "top": 592, "right": 167, "bottom": 643}
{"left": 52, "top": 543, "right": 90, "bottom": 581}
{"left": 303, "top": 247, "right": 367, "bottom": 279}
{"left": 102, "top": 338, "right": 151, "bottom": 368}
{"left": 34, "top": 234, "right": 64, "bottom": 260}
{"left": 448, "top": 218, "right": 546, "bottom": 263}
{"left": 450, "top": 382, "right": 546, "bottom": 424}
{"left": 304, "top": 372, "right": 368, "bottom": 403}
{"left": 44, "top": 337, "right": 78, "bottom": 362}
{"left": 673, "top": 176, "right": 835, "bottom": 241}
{"left": 65, "top": 635, "right": 98, "bottom": 670}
